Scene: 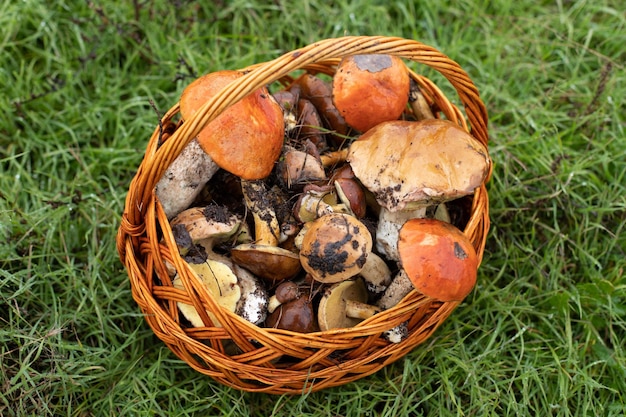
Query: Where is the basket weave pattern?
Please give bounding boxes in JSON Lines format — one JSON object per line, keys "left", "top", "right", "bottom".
{"left": 116, "top": 36, "right": 490, "bottom": 394}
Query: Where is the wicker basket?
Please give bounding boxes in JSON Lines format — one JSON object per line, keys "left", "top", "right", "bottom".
{"left": 116, "top": 36, "right": 491, "bottom": 394}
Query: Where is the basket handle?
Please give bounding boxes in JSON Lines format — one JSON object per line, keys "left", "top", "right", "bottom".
{"left": 122, "top": 35, "right": 488, "bottom": 232}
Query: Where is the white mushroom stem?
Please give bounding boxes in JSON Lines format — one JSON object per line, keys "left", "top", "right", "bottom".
{"left": 376, "top": 270, "right": 413, "bottom": 310}
{"left": 376, "top": 206, "right": 427, "bottom": 261}
{"left": 383, "top": 322, "right": 408, "bottom": 344}
{"left": 156, "top": 138, "right": 220, "bottom": 219}
{"left": 232, "top": 264, "right": 268, "bottom": 325}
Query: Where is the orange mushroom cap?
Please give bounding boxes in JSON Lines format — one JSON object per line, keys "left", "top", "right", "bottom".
{"left": 180, "top": 70, "right": 285, "bottom": 180}
{"left": 398, "top": 218, "right": 478, "bottom": 301}
{"left": 332, "top": 54, "right": 410, "bottom": 132}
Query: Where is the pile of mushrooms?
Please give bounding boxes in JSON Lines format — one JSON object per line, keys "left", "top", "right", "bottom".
{"left": 157, "top": 56, "right": 490, "bottom": 342}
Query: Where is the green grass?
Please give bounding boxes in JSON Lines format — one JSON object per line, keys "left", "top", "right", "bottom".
{"left": 1, "top": 0, "right": 624, "bottom": 415}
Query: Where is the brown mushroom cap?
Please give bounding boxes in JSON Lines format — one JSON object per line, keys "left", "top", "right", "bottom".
{"left": 347, "top": 119, "right": 490, "bottom": 212}
{"left": 265, "top": 292, "right": 318, "bottom": 333}
{"left": 398, "top": 218, "right": 478, "bottom": 301}
{"left": 180, "top": 70, "right": 284, "bottom": 180}
{"left": 230, "top": 243, "right": 301, "bottom": 283}
{"left": 299, "top": 213, "right": 373, "bottom": 283}
{"left": 332, "top": 54, "right": 410, "bottom": 132}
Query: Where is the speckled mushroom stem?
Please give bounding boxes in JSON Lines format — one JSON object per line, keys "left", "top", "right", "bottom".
{"left": 376, "top": 270, "right": 413, "bottom": 310}
{"left": 241, "top": 179, "right": 280, "bottom": 246}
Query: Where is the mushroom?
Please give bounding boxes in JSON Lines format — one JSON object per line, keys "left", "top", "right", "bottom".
{"left": 297, "top": 212, "right": 390, "bottom": 292}
{"left": 169, "top": 205, "right": 244, "bottom": 260}
{"left": 278, "top": 146, "right": 327, "bottom": 190}
{"left": 173, "top": 258, "right": 242, "bottom": 328}
{"left": 376, "top": 200, "right": 451, "bottom": 262}
{"left": 347, "top": 119, "right": 490, "bottom": 212}
{"left": 347, "top": 119, "right": 490, "bottom": 260}
{"left": 230, "top": 180, "right": 301, "bottom": 283}
{"left": 265, "top": 290, "right": 318, "bottom": 333}
{"left": 377, "top": 218, "right": 478, "bottom": 310}
{"left": 179, "top": 70, "right": 285, "bottom": 180}
{"left": 299, "top": 213, "right": 372, "bottom": 284}
{"left": 293, "top": 184, "right": 350, "bottom": 223}
{"left": 334, "top": 177, "right": 367, "bottom": 218}
{"left": 317, "top": 279, "right": 381, "bottom": 331}
{"left": 155, "top": 70, "right": 284, "bottom": 218}
{"left": 267, "top": 280, "right": 300, "bottom": 313}
{"left": 170, "top": 205, "right": 268, "bottom": 326}
{"left": 332, "top": 54, "right": 410, "bottom": 132}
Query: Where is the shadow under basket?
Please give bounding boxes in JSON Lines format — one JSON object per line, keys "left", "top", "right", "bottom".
{"left": 116, "top": 36, "right": 491, "bottom": 394}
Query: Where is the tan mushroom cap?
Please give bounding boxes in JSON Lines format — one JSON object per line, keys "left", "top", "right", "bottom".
{"left": 180, "top": 70, "right": 285, "bottom": 180}
{"left": 299, "top": 213, "right": 373, "bottom": 283}
{"left": 333, "top": 54, "right": 410, "bottom": 132}
{"left": 317, "top": 279, "right": 380, "bottom": 331}
{"left": 173, "top": 259, "right": 241, "bottom": 327}
{"left": 169, "top": 205, "right": 242, "bottom": 245}
{"left": 398, "top": 218, "right": 478, "bottom": 302}
{"left": 347, "top": 119, "right": 490, "bottom": 212}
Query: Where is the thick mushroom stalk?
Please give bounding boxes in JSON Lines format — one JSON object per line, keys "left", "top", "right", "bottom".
{"left": 156, "top": 139, "right": 220, "bottom": 219}
{"left": 376, "top": 206, "right": 427, "bottom": 261}
{"left": 231, "top": 180, "right": 301, "bottom": 283}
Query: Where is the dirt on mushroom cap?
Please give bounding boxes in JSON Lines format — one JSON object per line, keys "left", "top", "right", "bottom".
{"left": 347, "top": 119, "right": 490, "bottom": 212}
{"left": 300, "top": 213, "right": 372, "bottom": 283}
